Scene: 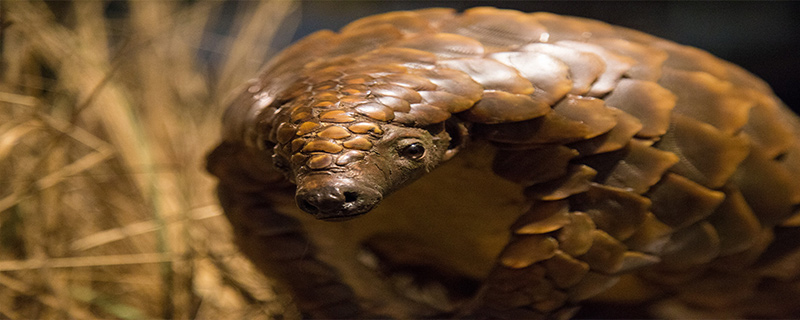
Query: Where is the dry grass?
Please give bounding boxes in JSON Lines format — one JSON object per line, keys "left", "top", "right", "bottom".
{"left": 0, "top": 1, "right": 300, "bottom": 318}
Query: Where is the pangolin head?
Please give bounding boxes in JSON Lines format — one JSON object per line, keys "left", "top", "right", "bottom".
{"left": 259, "top": 65, "right": 473, "bottom": 221}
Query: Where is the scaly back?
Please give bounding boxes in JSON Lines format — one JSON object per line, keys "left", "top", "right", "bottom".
{"left": 212, "top": 7, "right": 800, "bottom": 318}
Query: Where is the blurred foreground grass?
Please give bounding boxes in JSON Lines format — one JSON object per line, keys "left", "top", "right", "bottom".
{"left": 0, "top": 1, "right": 300, "bottom": 318}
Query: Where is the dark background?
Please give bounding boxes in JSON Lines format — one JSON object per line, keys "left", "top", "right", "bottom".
{"left": 288, "top": 1, "right": 800, "bottom": 112}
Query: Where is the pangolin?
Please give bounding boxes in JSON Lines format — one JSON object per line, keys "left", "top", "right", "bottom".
{"left": 206, "top": 7, "right": 800, "bottom": 319}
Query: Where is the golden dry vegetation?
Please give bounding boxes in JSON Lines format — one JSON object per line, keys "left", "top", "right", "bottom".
{"left": 0, "top": 1, "right": 299, "bottom": 318}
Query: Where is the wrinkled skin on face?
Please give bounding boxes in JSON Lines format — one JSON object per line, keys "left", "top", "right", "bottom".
{"left": 269, "top": 116, "right": 459, "bottom": 220}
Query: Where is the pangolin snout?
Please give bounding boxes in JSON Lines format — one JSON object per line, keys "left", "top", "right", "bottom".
{"left": 295, "top": 175, "right": 382, "bottom": 220}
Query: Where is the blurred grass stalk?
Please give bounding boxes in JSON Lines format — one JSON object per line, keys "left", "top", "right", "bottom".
{"left": 0, "top": 0, "right": 300, "bottom": 318}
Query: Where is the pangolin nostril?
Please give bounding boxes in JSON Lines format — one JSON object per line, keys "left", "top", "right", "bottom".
{"left": 294, "top": 176, "right": 381, "bottom": 218}
{"left": 298, "top": 199, "right": 318, "bottom": 214}
{"left": 344, "top": 191, "right": 359, "bottom": 203}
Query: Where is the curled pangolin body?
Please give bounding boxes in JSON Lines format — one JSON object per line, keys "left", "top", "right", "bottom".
{"left": 208, "top": 7, "right": 800, "bottom": 319}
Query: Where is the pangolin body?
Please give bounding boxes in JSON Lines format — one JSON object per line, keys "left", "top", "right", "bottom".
{"left": 207, "top": 7, "right": 800, "bottom": 319}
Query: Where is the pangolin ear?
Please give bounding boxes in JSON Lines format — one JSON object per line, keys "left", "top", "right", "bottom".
{"left": 442, "top": 118, "right": 468, "bottom": 162}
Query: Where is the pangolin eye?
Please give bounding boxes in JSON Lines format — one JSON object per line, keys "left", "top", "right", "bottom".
{"left": 400, "top": 143, "right": 425, "bottom": 160}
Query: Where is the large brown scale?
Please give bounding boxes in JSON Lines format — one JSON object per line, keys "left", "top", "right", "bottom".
{"left": 207, "top": 7, "right": 800, "bottom": 319}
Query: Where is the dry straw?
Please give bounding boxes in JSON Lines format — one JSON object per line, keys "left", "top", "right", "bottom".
{"left": 0, "top": 1, "right": 300, "bottom": 318}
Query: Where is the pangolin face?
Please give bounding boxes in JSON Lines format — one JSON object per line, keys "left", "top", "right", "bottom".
{"left": 265, "top": 76, "right": 460, "bottom": 221}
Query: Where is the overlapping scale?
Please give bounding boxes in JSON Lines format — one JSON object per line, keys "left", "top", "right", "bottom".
{"left": 569, "top": 107, "right": 643, "bottom": 156}
{"left": 276, "top": 122, "right": 297, "bottom": 144}
{"left": 624, "top": 213, "right": 674, "bottom": 254}
{"left": 569, "top": 183, "right": 651, "bottom": 241}
{"left": 647, "top": 173, "right": 725, "bottom": 229}
{"left": 588, "top": 37, "right": 668, "bottom": 81}
{"left": 343, "top": 64, "right": 409, "bottom": 78}
{"left": 370, "top": 83, "right": 422, "bottom": 104}
{"left": 339, "top": 84, "right": 369, "bottom": 97}
{"left": 376, "top": 73, "right": 437, "bottom": 91}
{"left": 557, "top": 211, "right": 597, "bottom": 257}
{"left": 525, "top": 165, "right": 597, "bottom": 201}
{"left": 437, "top": 58, "right": 534, "bottom": 94}
{"left": 732, "top": 144, "right": 800, "bottom": 226}
{"left": 603, "top": 79, "right": 676, "bottom": 138}
{"left": 335, "top": 150, "right": 365, "bottom": 166}
{"left": 616, "top": 251, "right": 661, "bottom": 274}
{"left": 579, "top": 230, "right": 628, "bottom": 274}
{"left": 354, "top": 102, "right": 395, "bottom": 122}
{"left": 488, "top": 51, "right": 573, "bottom": 105}
{"left": 499, "top": 235, "right": 559, "bottom": 268}
{"left": 519, "top": 43, "right": 605, "bottom": 95}
{"left": 355, "top": 47, "right": 437, "bottom": 70}
{"left": 657, "top": 114, "right": 750, "bottom": 189}
{"left": 741, "top": 94, "right": 796, "bottom": 159}
{"left": 442, "top": 7, "right": 547, "bottom": 50}
{"left": 597, "top": 139, "right": 680, "bottom": 194}
{"left": 319, "top": 110, "right": 356, "bottom": 123}
{"left": 301, "top": 140, "right": 343, "bottom": 154}
{"left": 544, "top": 250, "right": 590, "bottom": 288}
{"left": 659, "top": 68, "right": 754, "bottom": 135}
{"left": 416, "top": 68, "right": 484, "bottom": 106}
{"left": 492, "top": 145, "right": 578, "bottom": 186}
{"left": 458, "top": 91, "right": 550, "bottom": 124}
{"left": 654, "top": 41, "right": 730, "bottom": 80}
{"left": 374, "top": 96, "right": 411, "bottom": 112}
{"left": 511, "top": 200, "right": 571, "bottom": 234}
{"left": 555, "top": 40, "right": 636, "bottom": 97}
{"left": 295, "top": 121, "right": 319, "bottom": 135}
{"left": 551, "top": 95, "right": 618, "bottom": 139}
{"left": 395, "top": 33, "right": 485, "bottom": 58}
{"left": 325, "top": 24, "right": 405, "bottom": 58}
{"left": 393, "top": 104, "right": 452, "bottom": 126}
{"left": 707, "top": 186, "right": 762, "bottom": 256}
{"left": 659, "top": 222, "right": 721, "bottom": 270}
{"left": 290, "top": 139, "right": 306, "bottom": 153}
{"left": 416, "top": 90, "right": 478, "bottom": 113}
{"left": 476, "top": 100, "right": 612, "bottom": 146}
{"left": 307, "top": 154, "right": 334, "bottom": 170}
{"left": 342, "top": 136, "right": 373, "bottom": 151}
{"left": 340, "top": 10, "right": 435, "bottom": 34}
